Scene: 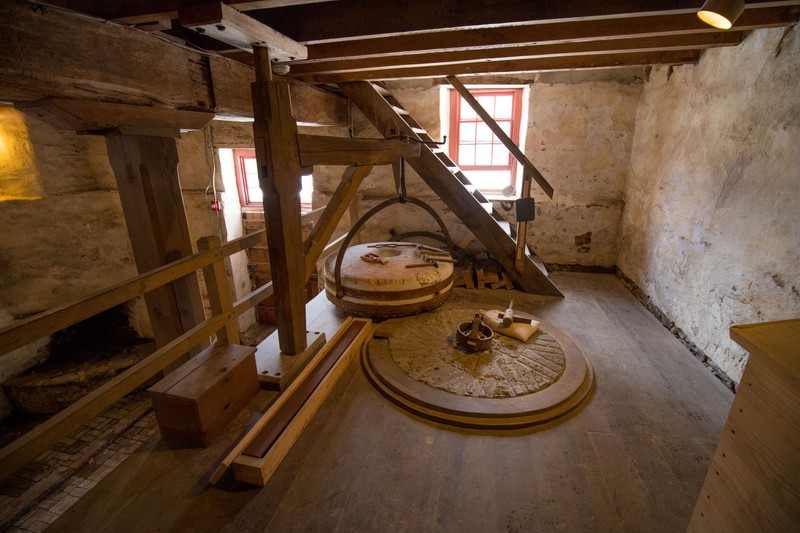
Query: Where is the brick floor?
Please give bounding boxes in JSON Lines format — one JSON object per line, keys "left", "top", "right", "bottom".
{"left": 0, "top": 392, "right": 159, "bottom": 532}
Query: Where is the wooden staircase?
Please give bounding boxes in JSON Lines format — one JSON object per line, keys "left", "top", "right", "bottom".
{"left": 339, "top": 81, "right": 562, "bottom": 297}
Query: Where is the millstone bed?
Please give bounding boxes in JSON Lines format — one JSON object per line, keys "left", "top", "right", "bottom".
{"left": 363, "top": 303, "right": 594, "bottom": 429}
{"left": 388, "top": 308, "right": 566, "bottom": 398}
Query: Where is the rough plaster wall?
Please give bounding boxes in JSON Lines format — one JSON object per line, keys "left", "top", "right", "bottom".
{"left": 331, "top": 78, "right": 640, "bottom": 263}
{"left": 619, "top": 26, "right": 800, "bottom": 384}
{"left": 525, "top": 81, "right": 640, "bottom": 266}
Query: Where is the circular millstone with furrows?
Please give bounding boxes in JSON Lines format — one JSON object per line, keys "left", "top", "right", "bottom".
{"left": 363, "top": 305, "right": 593, "bottom": 429}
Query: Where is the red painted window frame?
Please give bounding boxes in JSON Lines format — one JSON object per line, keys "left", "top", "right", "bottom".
{"left": 448, "top": 88, "right": 523, "bottom": 192}
{"left": 234, "top": 149, "right": 313, "bottom": 211}
{"left": 233, "top": 149, "right": 260, "bottom": 207}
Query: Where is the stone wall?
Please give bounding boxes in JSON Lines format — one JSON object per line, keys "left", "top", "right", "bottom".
{"left": 619, "top": 26, "right": 800, "bottom": 384}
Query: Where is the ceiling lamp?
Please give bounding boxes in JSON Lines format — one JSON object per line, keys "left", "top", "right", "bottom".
{"left": 697, "top": 0, "right": 745, "bottom": 29}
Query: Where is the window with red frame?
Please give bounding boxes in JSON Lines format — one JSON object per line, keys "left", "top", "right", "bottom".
{"left": 449, "top": 88, "right": 522, "bottom": 194}
{"left": 234, "top": 149, "right": 313, "bottom": 210}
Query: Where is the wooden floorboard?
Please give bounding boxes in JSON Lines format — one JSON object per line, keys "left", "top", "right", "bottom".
{"left": 46, "top": 273, "right": 733, "bottom": 533}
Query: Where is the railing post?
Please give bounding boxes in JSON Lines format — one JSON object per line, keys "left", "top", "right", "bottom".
{"left": 514, "top": 171, "right": 533, "bottom": 273}
{"left": 197, "top": 235, "right": 239, "bottom": 344}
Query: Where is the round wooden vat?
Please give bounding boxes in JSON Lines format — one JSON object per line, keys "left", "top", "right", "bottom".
{"left": 324, "top": 242, "right": 454, "bottom": 317}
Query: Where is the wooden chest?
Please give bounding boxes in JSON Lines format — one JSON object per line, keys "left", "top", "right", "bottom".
{"left": 148, "top": 343, "right": 258, "bottom": 448}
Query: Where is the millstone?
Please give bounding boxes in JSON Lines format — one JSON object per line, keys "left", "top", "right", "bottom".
{"left": 324, "top": 242, "right": 453, "bottom": 317}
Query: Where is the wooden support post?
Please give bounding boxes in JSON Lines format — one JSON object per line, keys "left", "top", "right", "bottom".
{"left": 105, "top": 133, "right": 207, "bottom": 353}
{"left": 197, "top": 235, "right": 239, "bottom": 344}
{"left": 251, "top": 46, "right": 307, "bottom": 354}
{"left": 514, "top": 171, "right": 533, "bottom": 273}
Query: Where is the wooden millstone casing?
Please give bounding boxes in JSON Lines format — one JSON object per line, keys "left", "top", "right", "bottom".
{"left": 324, "top": 243, "right": 453, "bottom": 317}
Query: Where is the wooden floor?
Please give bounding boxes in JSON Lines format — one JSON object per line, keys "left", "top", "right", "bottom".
{"left": 47, "top": 273, "right": 733, "bottom": 533}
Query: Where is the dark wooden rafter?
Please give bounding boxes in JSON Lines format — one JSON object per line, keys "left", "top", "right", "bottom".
{"left": 35, "top": 1, "right": 800, "bottom": 81}
{"left": 283, "top": 32, "right": 745, "bottom": 75}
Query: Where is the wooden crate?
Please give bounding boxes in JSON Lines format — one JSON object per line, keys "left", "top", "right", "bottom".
{"left": 148, "top": 343, "right": 258, "bottom": 448}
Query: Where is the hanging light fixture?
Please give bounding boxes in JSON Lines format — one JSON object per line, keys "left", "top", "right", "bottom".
{"left": 697, "top": 0, "right": 745, "bottom": 30}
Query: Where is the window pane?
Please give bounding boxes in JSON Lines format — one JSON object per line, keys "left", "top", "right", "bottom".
{"left": 464, "top": 169, "right": 513, "bottom": 191}
{"left": 459, "top": 122, "right": 475, "bottom": 142}
{"left": 476, "top": 122, "right": 493, "bottom": 142}
{"left": 459, "top": 144, "right": 475, "bottom": 166}
{"left": 477, "top": 95, "right": 495, "bottom": 115}
{"left": 300, "top": 173, "right": 313, "bottom": 206}
{"left": 248, "top": 186, "right": 261, "bottom": 202}
{"left": 498, "top": 120, "right": 512, "bottom": 136}
{"left": 460, "top": 100, "right": 476, "bottom": 120}
{"left": 475, "top": 144, "right": 492, "bottom": 165}
{"left": 492, "top": 147, "right": 509, "bottom": 166}
{"left": 495, "top": 95, "right": 513, "bottom": 119}
{"left": 243, "top": 157, "right": 258, "bottom": 175}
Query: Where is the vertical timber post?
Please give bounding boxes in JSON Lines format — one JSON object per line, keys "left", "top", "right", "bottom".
{"left": 251, "top": 46, "right": 307, "bottom": 354}
{"left": 514, "top": 171, "right": 533, "bottom": 273}
{"left": 105, "top": 134, "right": 207, "bottom": 355}
{"left": 197, "top": 235, "right": 239, "bottom": 344}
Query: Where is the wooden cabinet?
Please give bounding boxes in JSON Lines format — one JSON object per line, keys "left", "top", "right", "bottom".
{"left": 688, "top": 319, "right": 800, "bottom": 532}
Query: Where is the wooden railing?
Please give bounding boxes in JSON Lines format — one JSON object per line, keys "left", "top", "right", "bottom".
{"left": 0, "top": 228, "right": 273, "bottom": 482}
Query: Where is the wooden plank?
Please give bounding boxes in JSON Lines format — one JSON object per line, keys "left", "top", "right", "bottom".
{"left": 230, "top": 318, "right": 373, "bottom": 486}
{"left": 251, "top": 47, "right": 307, "bottom": 354}
{"left": 105, "top": 134, "right": 207, "bottom": 352}
{"left": 303, "top": 165, "right": 373, "bottom": 278}
{"left": 179, "top": 2, "right": 307, "bottom": 60}
{"left": 297, "top": 134, "right": 420, "bottom": 166}
{"left": 16, "top": 99, "right": 213, "bottom": 134}
{"left": 689, "top": 319, "right": 800, "bottom": 532}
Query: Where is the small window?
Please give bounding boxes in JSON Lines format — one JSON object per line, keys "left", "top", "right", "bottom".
{"left": 448, "top": 88, "right": 523, "bottom": 194}
{"left": 234, "top": 149, "right": 313, "bottom": 210}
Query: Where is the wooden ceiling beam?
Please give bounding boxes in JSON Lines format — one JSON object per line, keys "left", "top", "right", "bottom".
{"left": 248, "top": 0, "right": 799, "bottom": 43}
{"left": 303, "top": 7, "right": 799, "bottom": 61}
{"left": 0, "top": 0, "right": 346, "bottom": 125}
{"left": 178, "top": 2, "right": 307, "bottom": 59}
{"left": 295, "top": 50, "right": 703, "bottom": 83}
{"left": 285, "top": 32, "right": 745, "bottom": 77}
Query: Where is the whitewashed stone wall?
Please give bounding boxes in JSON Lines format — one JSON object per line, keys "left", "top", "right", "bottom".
{"left": 619, "top": 26, "right": 800, "bottom": 384}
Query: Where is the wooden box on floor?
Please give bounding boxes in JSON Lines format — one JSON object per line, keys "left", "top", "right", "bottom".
{"left": 148, "top": 343, "right": 258, "bottom": 448}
